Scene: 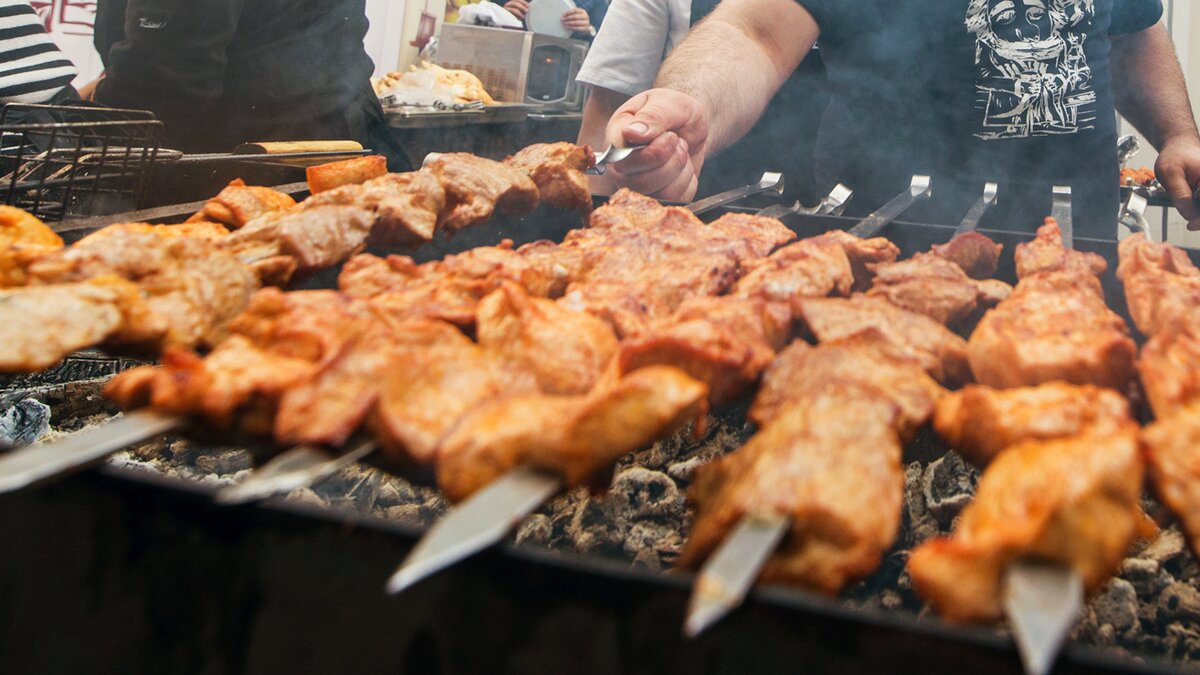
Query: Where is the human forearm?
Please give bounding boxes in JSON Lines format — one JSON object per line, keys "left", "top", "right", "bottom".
{"left": 578, "top": 87, "right": 630, "bottom": 194}
{"left": 653, "top": 0, "right": 817, "bottom": 155}
{"left": 1112, "top": 23, "right": 1199, "bottom": 149}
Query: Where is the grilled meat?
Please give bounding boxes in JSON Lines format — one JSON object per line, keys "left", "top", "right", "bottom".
{"left": 967, "top": 268, "right": 1136, "bottom": 390}
{"left": 304, "top": 171, "right": 446, "bottom": 247}
{"left": 476, "top": 281, "right": 618, "bottom": 395}
{"left": 187, "top": 179, "right": 296, "bottom": 229}
{"left": 795, "top": 295, "right": 971, "bottom": 385}
{"left": 436, "top": 365, "right": 707, "bottom": 501}
{"left": 1117, "top": 233, "right": 1200, "bottom": 337}
{"left": 504, "top": 142, "right": 594, "bottom": 213}
{"left": 1143, "top": 403, "right": 1200, "bottom": 561}
{"left": 219, "top": 205, "right": 374, "bottom": 278}
{"left": 933, "top": 383, "right": 1131, "bottom": 466}
{"left": 733, "top": 234, "right": 855, "bottom": 307}
{"left": 426, "top": 153, "right": 539, "bottom": 234}
{"left": 908, "top": 426, "right": 1144, "bottom": 622}
{"left": 930, "top": 231, "right": 1003, "bottom": 280}
{"left": 679, "top": 386, "right": 905, "bottom": 594}
{"left": 78, "top": 222, "right": 232, "bottom": 243}
{"left": 750, "top": 330, "right": 944, "bottom": 440}
{"left": 867, "top": 251, "right": 1011, "bottom": 327}
{"left": 1014, "top": 217, "right": 1106, "bottom": 279}
{"left": 1138, "top": 319, "right": 1200, "bottom": 418}
{"left": 819, "top": 229, "right": 900, "bottom": 291}
{"left": 0, "top": 277, "right": 138, "bottom": 372}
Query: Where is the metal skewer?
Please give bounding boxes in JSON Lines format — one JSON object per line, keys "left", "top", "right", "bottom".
{"left": 847, "top": 175, "right": 932, "bottom": 238}
{"left": 215, "top": 440, "right": 378, "bottom": 505}
{"left": 386, "top": 466, "right": 562, "bottom": 593}
{"left": 1051, "top": 185, "right": 1073, "bottom": 246}
{"left": 1004, "top": 560, "right": 1085, "bottom": 675}
{"left": 0, "top": 410, "right": 182, "bottom": 493}
{"left": 1120, "top": 191, "right": 1154, "bottom": 242}
{"left": 684, "top": 512, "right": 790, "bottom": 637}
{"left": 955, "top": 182, "right": 999, "bottom": 236}
{"left": 754, "top": 183, "right": 853, "bottom": 220}
{"left": 589, "top": 143, "right": 646, "bottom": 173}
{"left": 685, "top": 172, "right": 784, "bottom": 216}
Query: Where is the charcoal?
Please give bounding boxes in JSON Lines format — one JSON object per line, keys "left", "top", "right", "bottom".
{"left": 193, "top": 450, "right": 253, "bottom": 475}
{"left": 666, "top": 457, "right": 705, "bottom": 484}
{"left": 376, "top": 477, "right": 420, "bottom": 507}
{"left": 1143, "top": 528, "right": 1187, "bottom": 566}
{"left": 285, "top": 487, "right": 328, "bottom": 509}
{"left": 383, "top": 503, "right": 429, "bottom": 526}
{"left": 1091, "top": 578, "right": 1140, "bottom": 634}
{"left": 611, "top": 467, "right": 682, "bottom": 519}
{"left": 0, "top": 398, "right": 50, "bottom": 448}
{"left": 568, "top": 497, "right": 624, "bottom": 554}
{"left": 1121, "top": 558, "right": 1171, "bottom": 597}
{"left": 1159, "top": 582, "right": 1200, "bottom": 624}
{"left": 623, "top": 520, "right": 683, "bottom": 567}
{"left": 1165, "top": 623, "right": 1200, "bottom": 661}
{"left": 515, "top": 514, "right": 554, "bottom": 546}
{"left": 921, "top": 453, "right": 977, "bottom": 527}
{"left": 902, "top": 461, "right": 940, "bottom": 547}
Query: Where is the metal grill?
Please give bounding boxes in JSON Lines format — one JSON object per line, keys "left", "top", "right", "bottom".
{"left": 0, "top": 103, "right": 163, "bottom": 221}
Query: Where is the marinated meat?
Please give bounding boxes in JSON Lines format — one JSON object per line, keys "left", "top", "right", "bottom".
{"left": 504, "top": 142, "right": 594, "bottom": 213}
{"left": 1014, "top": 217, "right": 1106, "bottom": 279}
{"left": 679, "top": 387, "right": 904, "bottom": 594}
{"left": 220, "top": 205, "right": 374, "bottom": 274}
{"left": 819, "top": 229, "right": 901, "bottom": 291}
{"left": 930, "top": 231, "right": 1003, "bottom": 280}
{"left": 733, "top": 235, "right": 855, "bottom": 306}
{"left": 933, "top": 383, "right": 1131, "bottom": 466}
{"left": 0, "top": 278, "right": 136, "bottom": 372}
{"left": 617, "top": 296, "right": 792, "bottom": 405}
{"left": 1117, "top": 233, "right": 1200, "bottom": 337}
{"left": 304, "top": 171, "right": 446, "bottom": 247}
{"left": 795, "top": 295, "right": 971, "bottom": 385}
{"left": 436, "top": 365, "right": 707, "bottom": 501}
{"left": 475, "top": 281, "right": 618, "bottom": 395}
{"left": 426, "top": 153, "right": 539, "bottom": 234}
{"left": 750, "top": 330, "right": 944, "bottom": 440}
{"left": 1138, "top": 319, "right": 1200, "bottom": 418}
{"left": 1143, "top": 403, "right": 1200, "bottom": 561}
{"left": 967, "top": 269, "right": 1136, "bottom": 390}
{"left": 26, "top": 230, "right": 258, "bottom": 350}
{"left": 187, "top": 179, "right": 296, "bottom": 229}
{"left": 908, "top": 427, "right": 1143, "bottom": 622}
{"left": 76, "top": 221, "right": 231, "bottom": 243}
{"left": 867, "top": 251, "right": 1011, "bottom": 327}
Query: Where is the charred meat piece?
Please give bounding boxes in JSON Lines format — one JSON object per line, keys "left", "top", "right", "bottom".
{"left": 967, "top": 269, "right": 1136, "bottom": 390}
{"left": 435, "top": 365, "right": 707, "bottom": 502}
{"left": 867, "top": 251, "right": 1011, "bottom": 327}
{"left": 1117, "top": 233, "right": 1200, "bottom": 337}
{"left": 1138, "top": 318, "right": 1200, "bottom": 418}
{"left": 750, "top": 330, "right": 944, "bottom": 440}
{"left": 0, "top": 277, "right": 137, "bottom": 372}
{"left": 1143, "top": 402, "right": 1200, "bottom": 562}
{"left": 504, "top": 142, "right": 594, "bottom": 213}
{"left": 933, "top": 383, "right": 1131, "bottom": 467}
{"left": 426, "top": 153, "right": 539, "bottom": 234}
{"left": 187, "top": 179, "right": 297, "bottom": 229}
{"left": 25, "top": 230, "right": 258, "bottom": 352}
{"left": 930, "top": 231, "right": 1003, "bottom": 280}
{"left": 475, "top": 281, "right": 618, "bottom": 395}
{"left": 220, "top": 205, "right": 374, "bottom": 277}
{"left": 617, "top": 296, "right": 792, "bottom": 406}
{"left": 1014, "top": 217, "right": 1106, "bottom": 279}
{"left": 907, "top": 427, "right": 1144, "bottom": 622}
{"left": 303, "top": 171, "right": 446, "bottom": 247}
{"left": 679, "top": 387, "right": 905, "bottom": 594}
{"left": 819, "top": 229, "right": 901, "bottom": 291}
{"left": 795, "top": 295, "right": 971, "bottom": 385}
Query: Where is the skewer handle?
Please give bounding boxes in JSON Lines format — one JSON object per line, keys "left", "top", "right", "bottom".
{"left": 848, "top": 175, "right": 931, "bottom": 238}
{"left": 685, "top": 171, "right": 784, "bottom": 216}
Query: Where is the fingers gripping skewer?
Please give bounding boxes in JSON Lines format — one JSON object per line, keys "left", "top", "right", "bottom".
{"left": 386, "top": 467, "right": 562, "bottom": 594}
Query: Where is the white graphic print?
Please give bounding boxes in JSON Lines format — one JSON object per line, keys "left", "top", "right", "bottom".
{"left": 966, "top": 0, "right": 1096, "bottom": 140}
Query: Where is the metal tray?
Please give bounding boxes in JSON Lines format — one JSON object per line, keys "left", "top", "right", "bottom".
{"left": 1, "top": 200, "right": 1196, "bottom": 674}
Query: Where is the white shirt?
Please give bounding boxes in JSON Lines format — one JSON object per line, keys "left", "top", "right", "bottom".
{"left": 575, "top": 0, "right": 689, "bottom": 96}
{"left": 0, "top": 1, "right": 77, "bottom": 103}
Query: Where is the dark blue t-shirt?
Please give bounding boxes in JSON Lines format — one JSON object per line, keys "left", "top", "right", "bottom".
{"left": 792, "top": 0, "right": 1162, "bottom": 237}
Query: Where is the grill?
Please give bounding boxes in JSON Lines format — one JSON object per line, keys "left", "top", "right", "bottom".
{"left": 0, "top": 197, "right": 1196, "bottom": 674}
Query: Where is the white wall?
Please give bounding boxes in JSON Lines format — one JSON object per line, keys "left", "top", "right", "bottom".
{"left": 364, "top": 0, "right": 410, "bottom": 77}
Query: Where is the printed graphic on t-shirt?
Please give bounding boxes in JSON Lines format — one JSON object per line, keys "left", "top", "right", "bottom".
{"left": 966, "top": 0, "right": 1097, "bottom": 140}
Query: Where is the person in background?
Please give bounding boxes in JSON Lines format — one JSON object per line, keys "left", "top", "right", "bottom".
{"left": 575, "top": 0, "right": 829, "bottom": 202}
{"left": 504, "top": 0, "right": 606, "bottom": 38}
{"left": 0, "top": 1, "right": 78, "bottom": 105}
{"left": 91, "top": 0, "right": 411, "bottom": 171}
{"left": 601, "top": 0, "right": 1200, "bottom": 236}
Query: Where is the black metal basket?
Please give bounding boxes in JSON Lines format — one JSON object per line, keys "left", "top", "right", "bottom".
{"left": 0, "top": 103, "right": 163, "bottom": 221}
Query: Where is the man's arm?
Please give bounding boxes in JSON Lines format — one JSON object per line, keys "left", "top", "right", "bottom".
{"left": 578, "top": 86, "right": 632, "bottom": 194}
{"left": 602, "top": 0, "right": 818, "bottom": 200}
{"left": 94, "top": 0, "right": 244, "bottom": 147}
{"left": 1111, "top": 22, "right": 1200, "bottom": 230}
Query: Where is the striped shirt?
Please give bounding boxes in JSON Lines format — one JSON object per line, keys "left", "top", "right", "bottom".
{"left": 0, "top": 1, "right": 76, "bottom": 104}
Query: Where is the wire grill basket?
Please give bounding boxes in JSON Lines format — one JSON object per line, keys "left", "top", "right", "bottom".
{"left": 0, "top": 103, "right": 163, "bottom": 221}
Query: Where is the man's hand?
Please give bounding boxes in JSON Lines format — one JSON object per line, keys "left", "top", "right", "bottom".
{"left": 504, "top": 0, "right": 529, "bottom": 20}
{"left": 1155, "top": 135, "right": 1200, "bottom": 231}
{"left": 602, "top": 89, "right": 709, "bottom": 201}
{"left": 560, "top": 8, "right": 592, "bottom": 33}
